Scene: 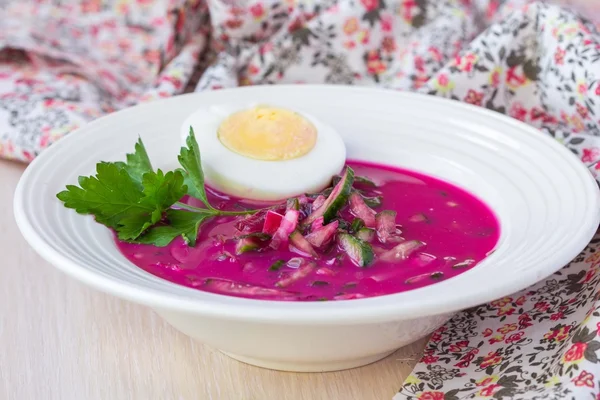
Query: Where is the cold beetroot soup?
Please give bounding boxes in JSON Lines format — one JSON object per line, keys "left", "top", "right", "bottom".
{"left": 116, "top": 161, "right": 499, "bottom": 301}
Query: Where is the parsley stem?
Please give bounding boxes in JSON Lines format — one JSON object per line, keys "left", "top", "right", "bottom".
{"left": 174, "top": 201, "right": 256, "bottom": 216}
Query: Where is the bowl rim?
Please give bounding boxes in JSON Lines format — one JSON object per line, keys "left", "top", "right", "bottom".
{"left": 14, "top": 84, "right": 600, "bottom": 325}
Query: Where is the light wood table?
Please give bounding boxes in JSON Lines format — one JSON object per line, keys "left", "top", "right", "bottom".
{"left": 0, "top": 159, "right": 424, "bottom": 400}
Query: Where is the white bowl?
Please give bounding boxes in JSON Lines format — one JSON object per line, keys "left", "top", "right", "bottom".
{"left": 14, "top": 85, "right": 600, "bottom": 372}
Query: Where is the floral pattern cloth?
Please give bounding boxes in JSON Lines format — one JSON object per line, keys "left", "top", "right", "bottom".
{"left": 2, "top": 0, "right": 600, "bottom": 399}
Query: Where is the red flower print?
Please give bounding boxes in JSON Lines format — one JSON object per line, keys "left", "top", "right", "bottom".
{"left": 358, "top": 29, "right": 370, "bottom": 44}
{"left": 421, "top": 354, "right": 439, "bottom": 364}
{"left": 247, "top": 64, "right": 260, "bottom": 76}
{"left": 366, "top": 51, "right": 386, "bottom": 75}
{"left": 225, "top": 19, "right": 243, "bottom": 29}
{"left": 249, "top": 3, "right": 265, "bottom": 19}
{"left": 480, "top": 351, "right": 503, "bottom": 368}
{"left": 479, "top": 384, "right": 501, "bottom": 397}
{"left": 571, "top": 114, "right": 585, "bottom": 133}
{"left": 360, "top": 0, "right": 379, "bottom": 11}
{"left": 288, "top": 18, "right": 304, "bottom": 32}
{"left": 455, "top": 349, "right": 478, "bottom": 368}
{"left": 418, "top": 391, "right": 444, "bottom": 400}
{"left": 530, "top": 107, "right": 547, "bottom": 121}
{"left": 381, "top": 13, "right": 393, "bottom": 32}
{"left": 489, "top": 334, "right": 505, "bottom": 344}
{"left": 343, "top": 17, "right": 359, "bottom": 35}
{"left": 498, "top": 323, "right": 517, "bottom": 334}
{"left": 476, "top": 377, "right": 496, "bottom": 387}
{"left": 343, "top": 41, "right": 356, "bottom": 50}
{"left": 382, "top": 37, "right": 396, "bottom": 53}
{"left": 464, "top": 89, "right": 484, "bottom": 106}
{"left": 583, "top": 267, "right": 597, "bottom": 283}
{"left": 577, "top": 103, "right": 589, "bottom": 119}
{"left": 515, "top": 296, "right": 526, "bottom": 305}
{"left": 554, "top": 48, "right": 565, "bottom": 65}
{"left": 490, "top": 69, "right": 501, "bottom": 87}
{"left": 498, "top": 305, "right": 515, "bottom": 316}
{"left": 454, "top": 53, "right": 478, "bottom": 72}
{"left": 544, "top": 325, "right": 572, "bottom": 342}
{"left": 596, "top": 84, "right": 600, "bottom": 96}
{"left": 564, "top": 342, "right": 587, "bottom": 363}
{"left": 414, "top": 56, "right": 425, "bottom": 72}
{"left": 428, "top": 47, "right": 442, "bottom": 62}
{"left": 572, "top": 370, "right": 595, "bottom": 387}
{"left": 550, "top": 312, "right": 564, "bottom": 321}
{"left": 506, "top": 332, "right": 524, "bottom": 343}
{"left": 430, "top": 332, "right": 442, "bottom": 342}
{"left": 491, "top": 297, "right": 512, "bottom": 308}
{"left": 510, "top": 102, "right": 528, "bottom": 122}
{"left": 438, "top": 74, "right": 449, "bottom": 87}
{"left": 534, "top": 302, "right": 550, "bottom": 312}
{"left": 578, "top": 83, "right": 588, "bottom": 95}
{"left": 483, "top": 328, "right": 493, "bottom": 337}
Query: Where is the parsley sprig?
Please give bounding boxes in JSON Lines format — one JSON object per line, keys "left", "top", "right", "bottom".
{"left": 57, "top": 128, "right": 256, "bottom": 247}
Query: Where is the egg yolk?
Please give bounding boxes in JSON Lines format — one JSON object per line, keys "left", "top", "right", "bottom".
{"left": 217, "top": 106, "right": 318, "bottom": 161}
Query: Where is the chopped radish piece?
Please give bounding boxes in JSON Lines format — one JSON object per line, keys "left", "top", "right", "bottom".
{"left": 409, "top": 213, "right": 429, "bottom": 223}
{"left": 310, "top": 216, "right": 325, "bottom": 232}
{"left": 276, "top": 261, "right": 316, "bottom": 287}
{"left": 262, "top": 210, "right": 284, "bottom": 235}
{"left": 270, "top": 209, "right": 299, "bottom": 250}
{"left": 289, "top": 230, "right": 318, "bottom": 257}
{"left": 316, "top": 267, "right": 337, "bottom": 276}
{"left": 375, "top": 210, "right": 397, "bottom": 243}
{"left": 349, "top": 192, "right": 376, "bottom": 227}
{"left": 305, "top": 220, "right": 339, "bottom": 248}
{"left": 379, "top": 240, "right": 425, "bottom": 262}
{"left": 312, "top": 195, "right": 326, "bottom": 211}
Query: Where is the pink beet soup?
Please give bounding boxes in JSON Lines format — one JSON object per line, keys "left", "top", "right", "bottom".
{"left": 116, "top": 161, "right": 499, "bottom": 301}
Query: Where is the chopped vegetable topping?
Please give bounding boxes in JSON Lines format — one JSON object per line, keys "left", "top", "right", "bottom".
{"left": 305, "top": 220, "right": 339, "bottom": 248}
{"left": 355, "top": 227, "right": 375, "bottom": 242}
{"left": 408, "top": 213, "right": 429, "bottom": 223}
{"left": 348, "top": 192, "right": 376, "bottom": 228}
{"left": 337, "top": 233, "right": 375, "bottom": 267}
{"left": 379, "top": 240, "right": 425, "bottom": 262}
{"left": 452, "top": 259, "right": 475, "bottom": 269}
{"left": 268, "top": 260, "right": 286, "bottom": 271}
{"left": 276, "top": 261, "right": 317, "bottom": 287}
{"left": 270, "top": 209, "right": 299, "bottom": 250}
{"left": 303, "top": 167, "right": 355, "bottom": 225}
{"left": 289, "top": 230, "right": 318, "bottom": 258}
{"left": 262, "top": 210, "right": 284, "bottom": 235}
{"left": 375, "top": 210, "right": 397, "bottom": 243}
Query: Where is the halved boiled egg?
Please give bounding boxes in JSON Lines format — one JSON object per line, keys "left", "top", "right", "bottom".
{"left": 180, "top": 103, "right": 346, "bottom": 202}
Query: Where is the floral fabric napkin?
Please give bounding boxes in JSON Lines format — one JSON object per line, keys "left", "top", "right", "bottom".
{"left": 2, "top": 0, "right": 600, "bottom": 399}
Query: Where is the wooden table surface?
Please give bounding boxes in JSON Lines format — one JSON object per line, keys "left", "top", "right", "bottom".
{"left": 0, "top": 159, "right": 424, "bottom": 400}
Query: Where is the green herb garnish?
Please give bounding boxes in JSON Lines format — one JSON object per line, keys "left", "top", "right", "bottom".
{"left": 57, "top": 127, "right": 257, "bottom": 247}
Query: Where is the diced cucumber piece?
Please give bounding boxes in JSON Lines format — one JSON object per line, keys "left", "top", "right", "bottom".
{"left": 268, "top": 260, "right": 286, "bottom": 271}
{"left": 338, "top": 233, "right": 375, "bottom": 267}
{"left": 289, "top": 230, "right": 318, "bottom": 257}
{"left": 356, "top": 227, "right": 375, "bottom": 242}
{"left": 350, "top": 218, "right": 365, "bottom": 232}
{"left": 303, "top": 167, "right": 355, "bottom": 225}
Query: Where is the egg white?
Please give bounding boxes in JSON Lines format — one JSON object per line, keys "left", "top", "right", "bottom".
{"left": 180, "top": 103, "right": 346, "bottom": 202}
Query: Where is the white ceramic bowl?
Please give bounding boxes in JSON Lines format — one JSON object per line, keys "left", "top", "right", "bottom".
{"left": 14, "top": 85, "right": 600, "bottom": 372}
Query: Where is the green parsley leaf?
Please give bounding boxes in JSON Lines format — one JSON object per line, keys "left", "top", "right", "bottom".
{"left": 117, "top": 169, "right": 187, "bottom": 240}
{"left": 178, "top": 127, "right": 212, "bottom": 209}
{"left": 136, "top": 209, "right": 213, "bottom": 247}
{"left": 56, "top": 163, "right": 187, "bottom": 241}
{"left": 114, "top": 137, "right": 153, "bottom": 188}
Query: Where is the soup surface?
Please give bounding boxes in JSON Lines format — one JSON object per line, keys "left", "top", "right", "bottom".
{"left": 116, "top": 161, "right": 499, "bottom": 301}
